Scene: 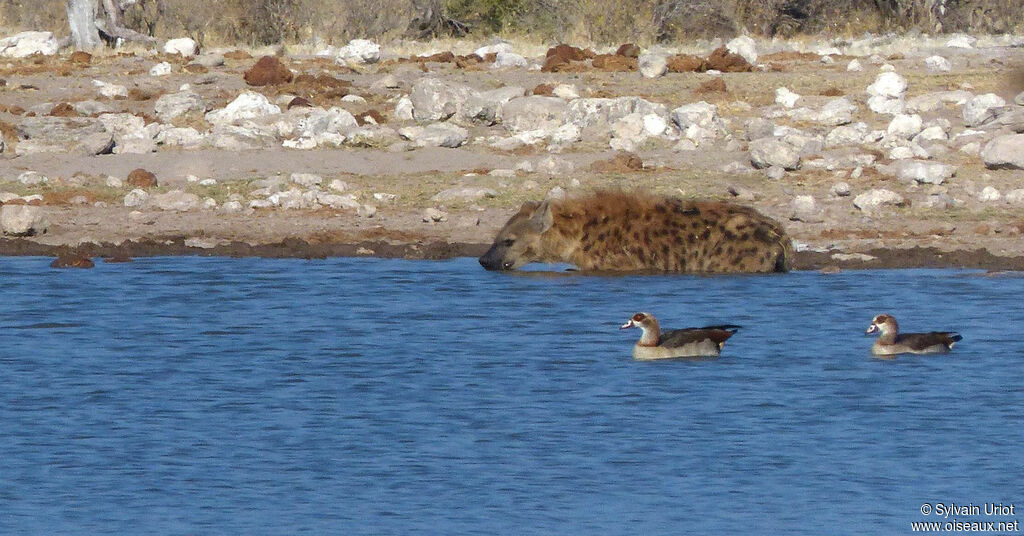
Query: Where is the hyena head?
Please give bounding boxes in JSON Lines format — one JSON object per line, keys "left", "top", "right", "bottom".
{"left": 479, "top": 200, "right": 554, "bottom": 271}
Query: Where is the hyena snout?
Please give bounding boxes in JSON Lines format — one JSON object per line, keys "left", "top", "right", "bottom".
{"left": 478, "top": 246, "right": 514, "bottom": 271}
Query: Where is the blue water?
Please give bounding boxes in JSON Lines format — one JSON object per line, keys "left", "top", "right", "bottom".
{"left": 1, "top": 257, "right": 1021, "bottom": 535}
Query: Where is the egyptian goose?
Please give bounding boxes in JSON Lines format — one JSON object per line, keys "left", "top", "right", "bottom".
{"left": 620, "top": 312, "right": 739, "bottom": 360}
{"left": 866, "top": 314, "right": 962, "bottom": 356}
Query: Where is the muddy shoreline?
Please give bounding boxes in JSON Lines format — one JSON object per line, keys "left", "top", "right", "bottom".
{"left": 4, "top": 237, "right": 1024, "bottom": 271}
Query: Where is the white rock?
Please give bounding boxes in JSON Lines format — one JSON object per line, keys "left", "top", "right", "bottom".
{"left": 726, "top": 35, "right": 758, "bottom": 64}
{"left": 887, "top": 113, "right": 923, "bottom": 139}
{"left": 290, "top": 173, "right": 323, "bottom": 188}
{"left": 552, "top": 84, "right": 579, "bottom": 99}
{"left": 410, "top": 78, "right": 479, "bottom": 123}
{"left": 492, "top": 51, "right": 527, "bottom": 68}
{"left": 816, "top": 98, "right": 857, "bottom": 126}
{"left": 152, "top": 190, "right": 200, "bottom": 211}
{"left": 164, "top": 37, "right": 198, "bottom": 57}
{"left": 123, "top": 189, "right": 150, "bottom": 207}
{"left": 979, "top": 186, "right": 1001, "bottom": 202}
{"left": 336, "top": 39, "right": 380, "bottom": 64}
{"left": 826, "top": 122, "right": 869, "bottom": 147}
{"left": 846, "top": 59, "right": 863, "bottom": 72}
{"left": 0, "top": 31, "right": 58, "bottom": 58}
{"left": 914, "top": 125, "right": 948, "bottom": 142}
{"left": 414, "top": 122, "right": 469, "bottom": 148}
{"left": 156, "top": 127, "right": 204, "bottom": 147}
{"left": 394, "top": 96, "right": 414, "bottom": 121}
{"left": 893, "top": 160, "right": 956, "bottom": 184}
{"left": 868, "top": 95, "right": 904, "bottom": 115}
{"left": 854, "top": 189, "right": 905, "bottom": 212}
{"left": 670, "top": 101, "right": 719, "bottom": 131}
{"left": 832, "top": 182, "right": 851, "bottom": 197}
{"left": 154, "top": 90, "right": 206, "bottom": 121}
{"left": 199, "top": 179, "right": 217, "bottom": 186}
{"left": 946, "top": 34, "right": 976, "bottom": 48}
{"left": 764, "top": 166, "right": 786, "bottom": 180}
{"left": 888, "top": 146, "right": 915, "bottom": 160}
{"left": 423, "top": 208, "right": 448, "bottom": 222}
{"left": 373, "top": 192, "right": 397, "bottom": 203}
{"left": 1004, "top": 189, "right": 1024, "bottom": 205}
{"left": 501, "top": 96, "right": 566, "bottom": 132}
{"left": 775, "top": 87, "right": 801, "bottom": 108}
{"left": 93, "top": 80, "right": 128, "bottom": 98}
{"left": 549, "top": 123, "right": 582, "bottom": 146}
{"left": 105, "top": 176, "right": 123, "bottom": 188}
{"left": 328, "top": 179, "right": 349, "bottom": 193}
{"left": 1, "top": 205, "right": 48, "bottom": 236}
{"left": 317, "top": 193, "right": 360, "bottom": 210}
{"left": 18, "top": 171, "right": 48, "bottom": 185}
{"left": 867, "top": 72, "right": 908, "bottom": 98}
{"left": 642, "top": 114, "right": 667, "bottom": 136}
{"left": 980, "top": 134, "right": 1024, "bottom": 169}
{"left": 474, "top": 42, "right": 513, "bottom": 57}
{"left": 638, "top": 54, "right": 667, "bottom": 78}
{"left": 149, "top": 62, "right": 172, "bottom": 76}
{"left": 963, "top": 93, "right": 1006, "bottom": 127}
{"left": 205, "top": 91, "right": 281, "bottom": 124}
{"left": 924, "top": 55, "right": 952, "bottom": 72}
{"left": 749, "top": 138, "right": 801, "bottom": 170}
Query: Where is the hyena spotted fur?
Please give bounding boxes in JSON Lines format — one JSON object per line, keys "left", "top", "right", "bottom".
{"left": 479, "top": 191, "right": 792, "bottom": 273}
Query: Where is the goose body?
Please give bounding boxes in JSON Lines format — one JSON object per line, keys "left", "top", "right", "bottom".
{"left": 621, "top": 312, "right": 739, "bottom": 360}
{"left": 866, "top": 314, "right": 962, "bottom": 356}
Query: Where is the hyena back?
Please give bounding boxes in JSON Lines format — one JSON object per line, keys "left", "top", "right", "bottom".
{"left": 479, "top": 191, "right": 792, "bottom": 273}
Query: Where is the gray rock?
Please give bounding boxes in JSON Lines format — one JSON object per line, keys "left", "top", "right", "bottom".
{"left": 414, "top": 122, "right": 469, "bottom": 148}
{"left": 638, "top": 54, "right": 668, "bottom": 78}
{"left": 13, "top": 116, "right": 108, "bottom": 155}
{"left": 745, "top": 118, "right": 775, "bottom": 141}
{"left": 980, "top": 134, "right": 1024, "bottom": 169}
{"left": 124, "top": 189, "right": 149, "bottom": 207}
{"left": 193, "top": 53, "right": 225, "bottom": 68}
{"left": 501, "top": 96, "right": 567, "bottom": 133}
{"left": 343, "top": 125, "right": 399, "bottom": 148}
{"left": 290, "top": 173, "right": 323, "bottom": 188}
{"left": 464, "top": 86, "right": 525, "bottom": 124}
{"left": 832, "top": 182, "right": 851, "bottom": 197}
{"left": 422, "top": 207, "right": 448, "bottom": 222}
{"left": 853, "top": 189, "right": 905, "bottom": 212}
{"left": 114, "top": 137, "right": 158, "bottom": 154}
{"left": 764, "top": 165, "right": 786, "bottom": 180}
{"left": 492, "top": 51, "right": 527, "bottom": 68}
{"left": 670, "top": 101, "right": 719, "bottom": 131}
{"left": 1, "top": 205, "right": 48, "bottom": 236}
{"left": 749, "top": 138, "right": 801, "bottom": 170}
{"left": 963, "top": 93, "right": 1006, "bottom": 127}
{"left": 790, "top": 195, "right": 823, "bottom": 222}
{"left": 567, "top": 97, "right": 668, "bottom": 130}
{"left": 815, "top": 98, "right": 857, "bottom": 126}
{"left": 410, "top": 78, "right": 479, "bottom": 123}
{"left": 924, "top": 55, "right": 951, "bottom": 72}
{"left": 154, "top": 91, "right": 207, "bottom": 121}
{"left": 206, "top": 124, "right": 276, "bottom": 150}
{"left": 892, "top": 159, "right": 956, "bottom": 184}
{"left": 152, "top": 190, "right": 201, "bottom": 211}
{"left": 1005, "top": 189, "right": 1024, "bottom": 205}
{"left": 155, "top": 127, "right": 204, "bottom": 147}
{"left": 1016, "top": 91, "right": 1024, "bottom": 107}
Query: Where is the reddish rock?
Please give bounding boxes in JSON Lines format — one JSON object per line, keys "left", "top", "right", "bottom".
{"left": 706, "top": 46, "right": 752, "bottom": 72}
{"left": 666, "top": 54, "right": 707, "bottom": 73}
{"left": 224, "top": 50, "right": 252, "bottom": 60}
{"left": 127, "top": 168, "right": 158, "bottom": 188}
{"left": 128, "top": 88, "right": 156, "bottom": 101}
{"left": 695, "top": 77, "right": 727, "bottom": 94}
{"left": 50, "top": 255, "right": 95, "bottom": 269}
{"left": 820, "top": 87, "right": 843, "bottom": 96}
{"left": 415, "top": 51, "right": 455, "bottom": 63}
{"left": 592, "top": 54, "right": 636, "bottom": 71}
{"left": 355, "top": 109, "right": 386, "bottom": 125}
{"left": 69, "top": 51, "right": 92, "bottom": 65}
{"left": 49, "top": 102, "right": 79, "bottom": 117}
{"left": 287, "top": 96, "right": 313, "bottom": 109}
{"left": 615, "top": 43, "right": 641, "bottom": 58}
{"left": 546, "top": 44, "right": 592, "bottom": 61}
{"left": 244, "top": 56, "right": 293, "bottom": 86}
{"left": 532, "top": 83, "right": 556, "bottom": 96}
{"left": 590, "top": 152, "right": 644, "bottom": 173}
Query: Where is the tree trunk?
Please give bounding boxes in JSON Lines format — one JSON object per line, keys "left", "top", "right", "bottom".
{"left": 406, "top": 0, "right": 468, "bottom": 38}
{"left": 67, "top": 0, "right": 103, "bottom": 50}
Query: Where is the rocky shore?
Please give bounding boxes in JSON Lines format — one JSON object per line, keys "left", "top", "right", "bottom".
{"left": 1, "top": 31, "right": 1023, "bottom": 269}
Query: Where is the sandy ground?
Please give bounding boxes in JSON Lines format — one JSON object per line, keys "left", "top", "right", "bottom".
{"left": 1, "top": 38, "right": 1023, "bottom": 270}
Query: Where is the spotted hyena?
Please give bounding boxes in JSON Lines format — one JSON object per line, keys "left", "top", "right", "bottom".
{"left": 479, "top": 191, "right": 792, "bottom": 273}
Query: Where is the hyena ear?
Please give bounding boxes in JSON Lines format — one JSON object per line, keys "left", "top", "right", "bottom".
{"left": 528, "top": 199, "right": 554, "bottom": 233}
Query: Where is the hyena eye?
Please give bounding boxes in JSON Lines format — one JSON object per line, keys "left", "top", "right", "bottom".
{"left": 502, "top": 238, "right": 515, "bottom": 247}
